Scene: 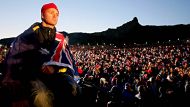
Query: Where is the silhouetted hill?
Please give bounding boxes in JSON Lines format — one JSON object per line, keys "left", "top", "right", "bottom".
{"left": 68, "top": 17, "right": 190, "bottom": 46}
{"left": 1, "top": 17, "right": 190, "bottom": 46}
{"left": 0, "top": 37, "right": 15, "bottom": 46}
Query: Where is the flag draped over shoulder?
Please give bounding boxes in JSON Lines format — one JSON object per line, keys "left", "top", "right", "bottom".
{"left": 43, "top": 32, "right": 79, "bottom": 76}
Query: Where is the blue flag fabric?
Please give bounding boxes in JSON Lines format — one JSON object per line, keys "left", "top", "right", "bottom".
{"left": 43, "top": 32, "right": 79, "bottom": 77}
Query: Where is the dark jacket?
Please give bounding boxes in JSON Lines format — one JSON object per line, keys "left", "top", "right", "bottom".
{"left": 2, "top": 22, "right": 56, "bottom": 82}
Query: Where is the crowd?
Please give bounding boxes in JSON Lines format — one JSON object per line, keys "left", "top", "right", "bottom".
{"left": 0, "top": 44, "right": 8, "bottom": 78}
{"left": 0, "top": 39, "right": 190, "bottom": 107}
{"left": 0, "top": 44, "right": 8, "bottom": 63}
{"left": 71, "top": 39, "right": 190, "bottom": 107}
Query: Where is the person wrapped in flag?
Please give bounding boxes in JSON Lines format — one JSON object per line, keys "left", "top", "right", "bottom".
{"left": 1, "top": 2, "right": 81, "bottom": 107}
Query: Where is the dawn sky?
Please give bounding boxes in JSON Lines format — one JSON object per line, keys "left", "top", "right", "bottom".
{"left": 0, "top": 0, "right": 190, "bottom": 39}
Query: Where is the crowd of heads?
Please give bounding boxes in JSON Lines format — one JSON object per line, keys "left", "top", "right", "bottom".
{"left": 71, "top": 39, "right": 190, "bottom": 107}
{"left": 0, "top": 39, "right": 190, "bottom": 107}
{"left": 0, "top": 44, "right": 8, "bottom": 63}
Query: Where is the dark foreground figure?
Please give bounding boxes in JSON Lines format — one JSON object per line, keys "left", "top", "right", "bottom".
{"left": 0, "top": 72, "right": 81, "bottom": 107}
{"left": 0, "top": 31, "right": 82, "bottom": 107}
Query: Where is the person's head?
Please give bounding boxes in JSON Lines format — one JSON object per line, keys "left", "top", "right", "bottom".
{"left": 41, "top": 3, "right": 59, "bottom": 29}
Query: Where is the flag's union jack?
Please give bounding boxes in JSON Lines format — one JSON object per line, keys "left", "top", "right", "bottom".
{"left": 44, "top": 32, "right": 78, "bottom": 76}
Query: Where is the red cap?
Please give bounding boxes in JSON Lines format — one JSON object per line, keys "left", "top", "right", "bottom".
{"left": 41, "top": 3, "right": 59, "bottom": 14}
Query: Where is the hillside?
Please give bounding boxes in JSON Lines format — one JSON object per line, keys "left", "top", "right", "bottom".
{"left": 68, "top": 17, "right": 190, "bottom": 46}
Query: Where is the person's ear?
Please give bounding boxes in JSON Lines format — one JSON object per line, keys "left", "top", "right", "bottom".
{"left": 41, "top": 13, "right": 44, "bottom": 19}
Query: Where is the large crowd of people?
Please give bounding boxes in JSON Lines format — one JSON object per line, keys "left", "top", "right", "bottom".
{"left": 0, "top": 39, "right": 190, "bottom": 107}
{"left": 71, "top": 39, "right": 190, "bottom": 107}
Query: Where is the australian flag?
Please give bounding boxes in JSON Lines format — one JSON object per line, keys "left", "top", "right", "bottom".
{"left": 43, "top": 32, "right": 79, "bottom": 78}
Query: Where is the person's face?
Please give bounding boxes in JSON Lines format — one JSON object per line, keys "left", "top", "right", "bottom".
{"left": 42, "top": 8, "right": 59, "bottom": 27}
